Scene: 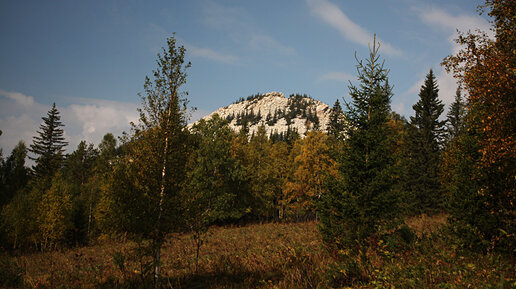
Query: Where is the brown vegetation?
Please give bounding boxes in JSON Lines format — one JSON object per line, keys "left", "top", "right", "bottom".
{"left": 2, "top": 216, "right": 514, "bottom": 288}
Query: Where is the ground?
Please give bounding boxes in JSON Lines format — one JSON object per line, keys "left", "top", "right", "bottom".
{"left": 2, "top": 214, "right": 515, "bottom": 288}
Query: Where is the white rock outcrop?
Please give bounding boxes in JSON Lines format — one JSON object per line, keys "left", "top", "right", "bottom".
{"left": 190, "top": 92, "right": 332, "bottom": 137}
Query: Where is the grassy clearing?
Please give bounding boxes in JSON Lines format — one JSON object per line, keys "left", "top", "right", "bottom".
{"left": 2, "top": 216, "right": 515, "bottom": 288}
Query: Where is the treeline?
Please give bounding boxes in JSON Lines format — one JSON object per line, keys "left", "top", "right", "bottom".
{"left": 0, "top": 1, "right": 513, "bottom": 286}
{"left": 0, "top": 109, "right": 336, "bottom": 250}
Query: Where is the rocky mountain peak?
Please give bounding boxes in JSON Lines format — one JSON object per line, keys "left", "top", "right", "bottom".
{"left": 191, "top": 92, "right": 332, "bottom": 138}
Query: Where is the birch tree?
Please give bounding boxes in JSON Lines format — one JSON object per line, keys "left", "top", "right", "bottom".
{"left": 115, "top": 36, "right": 191, "bottom": 288}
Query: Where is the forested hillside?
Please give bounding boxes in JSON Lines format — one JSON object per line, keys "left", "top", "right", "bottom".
{"left": 0, "top": 0, "right": 514, "bottom": 288}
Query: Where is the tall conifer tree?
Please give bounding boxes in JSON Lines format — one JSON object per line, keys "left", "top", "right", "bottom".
{"left": 405, "top": 69, "right": 446, "bottom": 212}
{"left": 319, "top": 37, "right": 399, "bottom": 252}
{"left": 446, "top": 88, "right": 466, "bottom": 141}
{"left": 29, "top": 103, "right": 68, "bottom": 179}
{"left": 327, "top": 99, "right": 346, "bottom": 140}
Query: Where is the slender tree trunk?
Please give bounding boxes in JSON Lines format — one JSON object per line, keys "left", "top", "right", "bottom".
{"left": 154, "top": 242, "right": 162, "bottom": 288}
{"left": 154, "top": 89, "right": 175, "bottom": 289}
{"left": 154, "top": 131, "right": 168, "bottom": 289}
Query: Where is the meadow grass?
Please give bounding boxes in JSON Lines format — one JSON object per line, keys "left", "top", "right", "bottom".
{"left": 2, "top": 215, "right": 515, "bottom": 288}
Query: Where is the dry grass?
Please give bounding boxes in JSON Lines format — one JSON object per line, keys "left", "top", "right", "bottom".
{"left": 5, "top": 222, "right": 331, "bottom": 288}
{"left": 3, "top": 216, "right": 515, "bottom": 288}
{"left": 405, "top": 212, "right": 448, "bottom": 237}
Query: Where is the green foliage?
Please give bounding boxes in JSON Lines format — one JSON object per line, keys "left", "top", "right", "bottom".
{"left": 110, "top": 35, "right": 192, "bottom": 287}
{"left": 183, "top": 114, "right": 247, "bottom": 227}
{"left": 63, "top": 141, "right": 99, "bottom": 245}
{"left": 112, "top": 35, "right": 191, "bottom": 239}
{"left": 441, "top": 124, "right": 496, "bottom": 251}
{"left": 38, "top": 171, "right": 73, "bottom": 249}
{"left": 246, "top": 126, "right": 275, "bottom": 218}
{"left": 1, "top": 189, "right": 35, "bottom": 249}
{"left": 0, "top": 141, "right": 29, "bottom": 208}
{"left": 319, "top": 38, "right": 400, "bottom": 252}
{"left": 404, "top": 69, "right": 446, "bottom": 213}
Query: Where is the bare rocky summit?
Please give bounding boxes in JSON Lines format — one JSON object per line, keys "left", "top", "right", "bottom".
{"left": 190, "top": 92, "right": 332, "bottom": 138}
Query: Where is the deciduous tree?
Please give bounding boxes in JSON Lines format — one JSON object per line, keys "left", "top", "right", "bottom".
{"left": 114, "top": 36, "right": 191, "bottom": 287}
{"left": 442, "top": 0, "right": 515, "bottom": 252}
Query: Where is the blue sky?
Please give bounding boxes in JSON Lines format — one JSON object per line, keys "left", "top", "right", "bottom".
{"left": 0, "top": 0, "right": 492, "bottom": 156}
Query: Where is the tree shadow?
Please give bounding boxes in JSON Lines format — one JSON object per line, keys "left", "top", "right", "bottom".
{"left": 165, "top": 268, "right": 283, "bottom": 289}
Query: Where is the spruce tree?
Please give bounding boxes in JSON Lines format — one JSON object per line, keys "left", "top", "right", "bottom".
{"left": 327, "top": 99, "right": 346, "bottom": 140}
{"left": 319, "top": 38, "right": 399, "bottom": 253}
{"left": 405, "top": 69, "right": 446, "bottom": 212}
{"left": 446, "top": 88, "right": 465, "bottom": 141}
{"left": 29, "top": 103, "right": 68, "bottom": 179}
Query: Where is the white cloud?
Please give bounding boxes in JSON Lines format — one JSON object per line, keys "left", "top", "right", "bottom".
{"left": 61, "top": 99, "right": 139, "bottom": 151}
{"left": 414, "top": 6, "right": 493, "bottom": 54}
{"left": 318, "top": 71, "right": 354, "bottom": 83}
{"left": 406, "top": 6, "right": 493, "bottom": 116}
{"left": 249, "top": 34, "right": 296, "bottom": 55}
{"left": 417, "top": 6, "right": 492, "bottom": 35}
{"left": 0, "top": 90, "right": 35, "bottom": 106}
{"left": 436, "top": 68, "right": 459, "bottom": 108}
{"left": 0, "top": 91, "right": 138, "bottom": 159}
{"left": 306, "top": 0, "right": 402, "bottom": 56}
{"left": 185, "top": 43, "right": 239, "bottom": 64}
{"left": 391, "top": 102, "right": 406, "bottom": 116}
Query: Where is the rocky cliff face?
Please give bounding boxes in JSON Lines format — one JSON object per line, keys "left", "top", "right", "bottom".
{"left": 191, "top": 92, "right": 331, "bottom": 137}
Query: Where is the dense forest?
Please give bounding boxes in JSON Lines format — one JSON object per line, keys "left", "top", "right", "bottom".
{"left": 0, "top": 0, "right": 514, "bottom": 288}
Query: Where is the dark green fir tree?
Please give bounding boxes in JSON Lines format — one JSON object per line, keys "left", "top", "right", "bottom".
{"left": 405, "top": 69, "right": 446, "bottom": 212}
{"left": 446, "top": 88, "right": 466, "bottom": 141}
{"left": 327, "top": 99, "right": 346, "bottom": 141}
{"left": 319, "top": 37, "right": 400, "bottom": 254}
{"left": 29, "top": 103, "right": 68, "bottom": 180}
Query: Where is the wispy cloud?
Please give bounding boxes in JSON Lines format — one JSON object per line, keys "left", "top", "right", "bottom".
{"left": 306, "top": 0, "right": 402, "bottom": 56}
{"left": 416, "top": 6, "right": 491, "bottom": 35}
{"left": 201, "top": 0, "right": 246, "bottom": 29}
{"left": 185, "top": 43, "right": 239, "bottom": 64}
{"left": 414, "top": 6, "right": 493, "bottom": 54}
{"left": 406, "top": 6, "right": 493, "bottom": 114}
{"left": 249, "top": 34, "right": 296, "bottom": 55}
{"left": 318, "top": 71, "right": 354, "bottom": 83}
{"left": 0, "top": 90, "right": 35, "bottom": 106}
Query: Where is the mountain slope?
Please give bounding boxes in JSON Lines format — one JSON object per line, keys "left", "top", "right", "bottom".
{"left": 191, "top": 92, "right": 332, "bottom": 137}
